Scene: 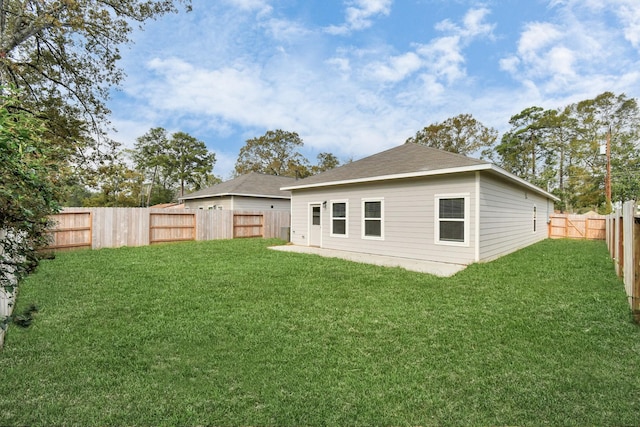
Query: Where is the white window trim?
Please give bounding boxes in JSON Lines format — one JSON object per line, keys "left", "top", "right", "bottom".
{"left": 330, "top": 199, "right": 349, "bottom": 238}
{"left": 361, "top": 198, "right": 384, "bottom": 240}
{"left": 434, "top": 193, "right": 470, "bottom": 247}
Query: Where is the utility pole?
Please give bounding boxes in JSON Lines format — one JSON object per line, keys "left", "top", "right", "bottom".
{"left": 605, "top": 125, "right": 612, "bottom": 213}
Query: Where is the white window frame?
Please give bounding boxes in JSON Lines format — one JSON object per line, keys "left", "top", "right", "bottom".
{"left": 434, "top": 193, "right": 470, "bottom": 247}
{"left": 330, "top": 200, "right": 349, "bottom": 238}
{"left": 361, "top": 198, "right": 384, "bottom": 240}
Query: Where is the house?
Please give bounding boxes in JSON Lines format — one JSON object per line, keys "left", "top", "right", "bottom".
{"left": 180, "top": 172, "right": 296, "bottom": 211}
{"left": 281, "top": 143, "right": 559, "bottom": 266}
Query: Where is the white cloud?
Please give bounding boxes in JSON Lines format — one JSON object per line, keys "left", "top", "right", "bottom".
{"left": 516, "top": 22, "right": 563, "bottom": 60}
{"left": 416, "top": 36, "right": 465, "bottom": 84}
{"left": 325, "top": 0, "right": 392, "bottom": 35}
{"left": 367, "top": 52, "right": 422, "bottom": 82}
{"left": 223, "top": 0, "right": 272, "bottom": 15}
{"left": 500, "top": 1, "right": 640, "bottom": 97}
{"left": 413, "top": 7, "right": 494, "bottom": 85}
{"left": 436, "top": 7, "right": 495, "bottom": 39}
{"left": 263, "top": 17, "right": 312, "bottom": 42}
{"left": 617, "top": 1, "right": 640, "bottom": 49}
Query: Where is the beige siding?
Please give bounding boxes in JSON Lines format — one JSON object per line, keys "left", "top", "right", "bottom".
{"left": 184, "top": 196, "right": 289, "bottom": 211}
{"left": 184, "top": 197, "right": 233, "bottom": 210}
{"left": 290, "top": 174, "right": 478, "bottom": 265}
{"left": 478, "top": 173, "right": 551, "bottom": 262}
{"left": 231, "top": 196, "right": 290, "bottom": 211}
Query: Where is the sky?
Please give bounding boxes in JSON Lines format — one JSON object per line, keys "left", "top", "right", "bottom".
{"left": 107, "top": 0, "right": 640, "bottom": 180}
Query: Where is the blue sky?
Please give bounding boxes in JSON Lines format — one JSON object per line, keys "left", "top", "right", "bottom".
{"left": 108, "top": 0, "right": 640, "bottom": 179}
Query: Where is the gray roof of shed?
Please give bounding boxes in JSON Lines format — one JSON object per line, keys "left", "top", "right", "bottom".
{"left": 180, "top": 172, "right": 296, "bottom": 201}
{"left": 282, "top": 143, "right": 559, "bottom": 201}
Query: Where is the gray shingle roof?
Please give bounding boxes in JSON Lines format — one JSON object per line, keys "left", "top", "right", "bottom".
{"left": 283, "top": 143, "right": 489, "bottom": 189}
{"left": 281, "top": 143, "right": 559, "bottom": 201}
{"left": 180, "top": 172, "right": 296, "bottom": 201}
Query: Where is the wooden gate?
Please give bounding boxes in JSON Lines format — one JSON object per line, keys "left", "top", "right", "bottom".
{"left": 149, "top": 212, "right": 196, "bottom": 244}
{"left": 48, "top": 211, "right": 92, "bottom": 250}
{"left": 548, "top": 214, "right": 606, "bottom": 240}
{"left": 233, "top": 213, "right": 264, "bottom": 238}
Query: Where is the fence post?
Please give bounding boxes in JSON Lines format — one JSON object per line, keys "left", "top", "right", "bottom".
{"left": 633, "top": 213, "right": 640, "bottom": 322}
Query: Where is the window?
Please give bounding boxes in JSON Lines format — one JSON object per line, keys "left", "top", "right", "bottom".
{"left": 331, "top": 201, "right": 347, "bottom": 236}
{"left": 312, "top": 206, "right": 321, "bottom": 225}
{"left": 362, "top": 199, "right": 383, "bottom": 239}
{"left": 435, "top": 195, "right": 469, "bottom": 245}
{"left": 533, "top": 205, "right": 537, "bottom": 232}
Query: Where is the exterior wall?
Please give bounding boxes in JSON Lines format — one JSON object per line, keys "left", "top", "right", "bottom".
{"left": 231, "top": 196, "right": 290, "bottom": 211}
{"left": 290, "top": 174, "right": 478, "bottom": 265}
{"left": 184, "top": 196, "right": 232, "bottom": 210}
{"left": 184, "top": 196, "right": 289, "bottom": 211}
{"left": 478, "top": 173, "right": 552, "bottom": 262}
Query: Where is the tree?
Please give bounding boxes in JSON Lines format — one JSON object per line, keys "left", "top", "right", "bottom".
{"left": 132, "top": 127, "right": 171, "bottom": 206}
{"left": 490, "top": 92, "right": 640, "bottom": 212}
{"left": 311, "top": 152, "right": 340, "bottom": 174}
{"left": 132, "top": 128, "right": 216, "bottom": 202}
{"left": 0, "top": 88, "right": 61, "bottom": 321}
{"left": 495, "top": 106, "right": 554, "bottom": 187}
{"left": 235, "top": 129, "right": 311, "bottom": 177}
{"left": 406, "top": 113, "right": 498, "bottom": 157}
{"left": 82, "top": 156, "right": 145, "bottom": 207}
{"left": 166, "top": 132, "right": 216, "bottom": 198}
{"left": 0, "top": 0, "right": 191, "bottom": 177}
{"left": 566, "top": 92, "right": 640, "bottom": 212}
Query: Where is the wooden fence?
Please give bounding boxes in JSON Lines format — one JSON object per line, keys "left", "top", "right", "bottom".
{"left": 47, "top": 208, "right": 291, "bottom": 250}
{"left": 605, "top": 201, "right": 640, "bottom": 321}
{"left": 548, "top": 213, "right": 606, "bottom": 240}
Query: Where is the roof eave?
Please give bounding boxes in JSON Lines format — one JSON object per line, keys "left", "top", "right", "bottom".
{"left": 281, "top": 164, "right": 494, "bottom": 190}
{"left": 180, "top": 192, "right": 291, "bottom": 201}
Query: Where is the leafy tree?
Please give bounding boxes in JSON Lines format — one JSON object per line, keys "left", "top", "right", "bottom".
{"left": 566, "top": 92, "right": 640, "bottom": 211}
{"left": 132, "top": 128, "right": 216, "bottom": 202}
{"left": 406, "top": 113, "right": 498, "bottom": 157}
{"left": 82, "top": 158, "right": 145, "bottom": 207}
{"left": 538, "top": 107, "right": 579, "bottom": 212}
{"left": 0, "top": 88, "right": 61, "bottom": 323}
{"left": 0, "top": 0, "right": 191, "bottom": 180}
{"left": 167, "top": 132, "right": 216, "bottom": 198}
{"left": 235, "top": 129, "right": 311, "bottom": 177}
{"left": 495, "top": 106, "right": 556, "bottom": 188}
{"left": 132, "top": 127, "right": 172, "bottom": 206}
{"left": 491, "top": 92, "right": 640, "bottom": 212}
{"left": 312, "top": 152, "right": 340, "bottom": 174}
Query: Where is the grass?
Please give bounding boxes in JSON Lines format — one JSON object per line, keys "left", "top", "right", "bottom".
{"left": 1, "top": 238, "right": 639, "bottom": 426}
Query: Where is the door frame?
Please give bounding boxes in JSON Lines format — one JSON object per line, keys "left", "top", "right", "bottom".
{"left": 308, "top": 202, "right": 322, "bottom": 247}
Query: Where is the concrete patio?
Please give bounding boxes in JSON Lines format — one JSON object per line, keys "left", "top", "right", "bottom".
{"left": 269, "top": 245, "right": 466, "bottom": 277}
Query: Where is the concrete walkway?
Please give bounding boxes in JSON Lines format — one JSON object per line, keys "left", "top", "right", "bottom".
{"left": 269, "top": 245, "right": 466, "bottom": 277}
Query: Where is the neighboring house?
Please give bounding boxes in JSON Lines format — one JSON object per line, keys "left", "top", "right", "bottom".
{"left": 180, "top": 172, "right": 296, "bottom": 211}
{"left": 281, "top": 143, "right": 559, "bottom": 266}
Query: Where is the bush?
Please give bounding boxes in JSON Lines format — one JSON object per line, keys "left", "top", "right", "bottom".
{"left": 0, "top": 87, "right": 61, "bottom": 327}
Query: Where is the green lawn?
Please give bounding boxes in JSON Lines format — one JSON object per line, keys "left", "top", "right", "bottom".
{"left": 1, "top": 238, "right": 639, "bottom": 426}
